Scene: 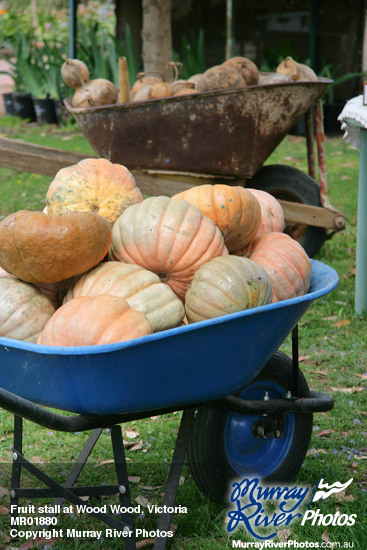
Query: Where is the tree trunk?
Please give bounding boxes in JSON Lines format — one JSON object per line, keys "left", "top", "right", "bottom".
{"left": 141, "top": 0, "right": 172, "bottom": 78}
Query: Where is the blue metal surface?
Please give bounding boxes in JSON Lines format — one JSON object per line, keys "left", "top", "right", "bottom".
{"left": 224, "top": 380, "right": 295, "bottom": 477}
{"left": 0, "top": 260, "right": 338, "bottom": 415}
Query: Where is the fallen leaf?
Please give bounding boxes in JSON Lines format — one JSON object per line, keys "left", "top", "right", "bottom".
{"left": 332, "top": 490, "right": 354, "bottom": 502}
{"left": 130, "top": 440, "right": 144, "bottom": 452}
{"left": 299, "top": 355, "right": 311, "bottom": 362}
{"left": 322, "top": 531, "right": 331, "bottom": 543}
{"left": 314, "top": 370, "right": 328, "bottom": 376}
{"left": 135, "top": 495, "right": 152, "bottom": 507}
{"left": 125, "top": 430, "right": 139, "bottom": 439}
{"left": 128, "top": 475, "right": 141, "bottom": 483}
{"left": 1, "top": 530, "right": 11, "bottom": 543}
{"left": 331, "top": 386, "right": 363, "bottom": 393}
{"left": 136, "top": 539, "right": 155, "bottom": 549}
{"left": 0, "top": 487, "right": 9, "bottom": 498}
{"left": 333, "top": 319, "right": 350, "bottom": 327}
{"left": 277, "top": 528, "right": 292, "bottom": 542}
{"left": 355, "top": 373, "right": 367, "bottom": 380}
{"left": 323, "top": 315, "right": 338, "bottom": 321}
{"left": 316, "top": 429, "right": 336, "bottom": 438}
{"left": 97, "top": 459, "right": 115, "bottom": 466}
{"left": 0, "top": 505, "right": 9, "bottom": 514}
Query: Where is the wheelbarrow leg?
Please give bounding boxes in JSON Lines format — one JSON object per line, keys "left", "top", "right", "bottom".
{"left": 111, "top": 424, "right": 137, "bottom": 547}
{"left": 153, "top": 408, "right": 196, "bottom": 550}
{"left": 48, "top": 427, "right": 103, "bottom": 513}
{"left": 10, "top": 415, "right": 23, "bottom": 523}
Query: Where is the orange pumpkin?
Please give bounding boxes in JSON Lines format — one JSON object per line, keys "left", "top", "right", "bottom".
{"left": 37, "top": 294, "right": 152, "bottom": 346}
{"left": 64, "top": 261, "right": 185, "bottom": 332}
{"left": 0, "top": 278, "right": 55, "bottom": 342}
{"left": 109, "top": 196, "right": 228, "bottom": 299}
{"left": 0, "top": 210, "right": 112, "bottom": 284}
{"left": 46, "top": 158, "right": 143, "bottom": 225}
{"left": 172, "top": 184, "right": 261, "bottom": 252}
{"left": 233, "top": 189, "right": 284, "bottom": 255}
{"left": 248, "top": 232, "right": 312, "bottom": 302}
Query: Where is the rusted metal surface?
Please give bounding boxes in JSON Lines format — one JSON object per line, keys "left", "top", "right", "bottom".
{"left": 314, "top": 98, "right": 334, "bottom": 210}
{"left": 65, "top": 78, "right": 331, "bottom": 177}
{"left": 305, "top": 108, "right": 316, "bottom": 180}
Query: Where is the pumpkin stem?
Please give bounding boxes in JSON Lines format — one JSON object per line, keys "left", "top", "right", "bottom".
{"left": 166, "top": 61, "right": 183, "bottom": 83}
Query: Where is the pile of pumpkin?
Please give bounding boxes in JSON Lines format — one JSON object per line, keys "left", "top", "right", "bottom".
{"left": 0, "top": 158, "right": 312, "bottom": 347}
{"left": 62, "top": 54, "right": 318, "bottom": 109}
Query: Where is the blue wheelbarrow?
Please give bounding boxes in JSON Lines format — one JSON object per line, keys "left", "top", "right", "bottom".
{"left": 0, "top": 259, "right": 338, "bottom": 549}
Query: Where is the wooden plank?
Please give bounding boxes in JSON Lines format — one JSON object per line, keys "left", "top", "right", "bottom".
{"left": 279, "top": 200, "right": 345, "bottom": 231}
{"left": 0, "top": 136, "right": 91, "bottom": 176}
{"left": 0, "top": 136, "right": 345, "bottom": 230}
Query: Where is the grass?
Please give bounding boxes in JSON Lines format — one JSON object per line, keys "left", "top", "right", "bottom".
{"left": 0, "top": 117, "right": 366, "bottom": 549}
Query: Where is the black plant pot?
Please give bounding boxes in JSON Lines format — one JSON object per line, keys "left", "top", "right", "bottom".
{"left": 33, "top": 97, "right": 59, "bottom": 124}
{"left": 12, "top": 92, "right": 36, "bottom": 122}
{"left": 3, "top": 92, "right": 15, "bottom": 116}
{"left": 323, "top": 102, "right": 345, "bottom": 135}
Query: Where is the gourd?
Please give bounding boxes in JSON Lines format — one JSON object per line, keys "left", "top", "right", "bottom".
{"left": 185, "top": 255, "right": 273, "bottom": 323}
{"left": 64, "top": 261, "right": 185, "bottom": 332}
{"left": 37, "top": 294, "right": 152, "bottom": 346}
{"left": 0, "top": 278, "right": 55, "bottom": 343}
{"left": 195, "top": 64, "right": 246, "bottom": 92}
{"left": 222, "top": 56, "right": 259, "bottom": 85}
{"left": 172, "top": 184, "right": 261, "bottom": 252}
{"left": 248, "top": 232, "right": 312, "bottom": 302}
{"left": 46, "top": 158, "right": 143, "bottom": 225}
{"left": 108, "top": 196, "right": 228, "bottom": 300}
{"left": 0, "top": 210, "right": 112, "bottom": 284}
{"left": 276, "top": 57, "right": 318, "bottom": 81}
{"left": 61, "top": 58, "right": 89, "bottom": 89}
{"left": 71, "top": 78, "right": 118, "bottom": 108}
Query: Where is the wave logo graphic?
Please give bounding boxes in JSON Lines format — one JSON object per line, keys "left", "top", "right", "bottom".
{"left": 311, "top": 477, "right": 353, "bottom": 503}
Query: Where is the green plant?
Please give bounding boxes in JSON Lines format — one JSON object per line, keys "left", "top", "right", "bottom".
{"left": 77, "top": 21, "right": 140, "bottom": 88}
{"left": 173, "top": 28, "right": 206, "bottom": 78}
{"left": 319, "top": 63, "right": 366, "bottom": 104}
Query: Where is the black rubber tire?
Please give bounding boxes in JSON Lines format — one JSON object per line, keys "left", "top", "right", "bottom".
{"left": 249, "top": 164, "right": 327, "bottom": 257}
{"left": 186, "top": 351, "right": 313, "bottom": 504}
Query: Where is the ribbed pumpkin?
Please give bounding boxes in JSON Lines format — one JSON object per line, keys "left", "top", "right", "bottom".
{"left": 185, "top": 255, "right": 273, "bottom": 323}
{"left": 46, "top": 158, "right": 143, "bottom": 225}
{"left": 64, "top": 261, "right": 185, "bottom": 332}
{"left": 37, "top": 294, "right": 152, "bottom": 346}
{"left": 0, "top": 267, "right": 75, "bottom": 309}
{"left": 0, "top": 278, "right": 55, "bottom": 343}
{"left": 248, "top": 232, "right": 312, "bottom": 302}
{"left": 172, "top": 184, "right": 261, "bottom": 252}
{"left": 0, "top": 210, "right": 112, "bottom": 284}
{"left": 109, "top": 196, "right": 228, "bottom": 299}
{"left": 232, "top": 189, "right": 285, "bottom": 255}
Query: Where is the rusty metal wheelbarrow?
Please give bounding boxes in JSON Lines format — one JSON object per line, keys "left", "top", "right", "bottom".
{"left": 65, "top": 77, "right": 345, "bottom": 257}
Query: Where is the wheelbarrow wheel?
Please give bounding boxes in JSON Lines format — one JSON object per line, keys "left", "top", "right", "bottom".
{"left": 186, "top": 351, "right": 313, "bottom": 504}
{"left": 249, "top": 164, "right": 326, "bottom": 257}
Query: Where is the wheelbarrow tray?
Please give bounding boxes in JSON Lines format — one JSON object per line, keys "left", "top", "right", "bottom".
{"left": 0, "top": 260, "right": 338, "bottom": 416}
{"left": 64, "top": 78, "right": 331, "bottom": 177}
